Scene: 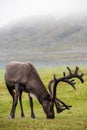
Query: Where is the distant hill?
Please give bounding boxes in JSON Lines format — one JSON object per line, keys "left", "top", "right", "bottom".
{"left": 0, "top": 16, "right": 87, "bottom": 68}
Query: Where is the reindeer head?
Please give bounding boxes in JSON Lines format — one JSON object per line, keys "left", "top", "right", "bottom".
{"left": 42, "top": 95, "right": 54, "bottom": 119}
{"left": 44, "top": 66, "right": 84, "bottom": 119}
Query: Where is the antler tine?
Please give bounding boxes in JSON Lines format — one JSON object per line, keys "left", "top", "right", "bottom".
{"left": 79, "top": 73, "right": 84, "bottom": 83}
{"left": 75, "top": 66, "right": 79, "bottom": 74}
{"left": 81, "top": 73, "right": 84, "bottom": 79}
{"left": 54, "top": 74, "right": 57, "bottom": 81}
{"left": 64, "top": 79, "right": 76, "bottom": 89}
{"left": 67, "top": 66, "right": 72, "bottom": 75}
{"left": 74, "top": 66, "right": 84, "bottom": 83}
{"left": 55, "top": 98, "right": 72, "bottom": 110}
{"left": 63, "top": 72, "right": 66, "bottom": 77}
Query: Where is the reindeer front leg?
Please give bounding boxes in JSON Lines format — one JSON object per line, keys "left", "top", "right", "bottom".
{"left": 28, "top": 93, "right": 36, "bottom": 119}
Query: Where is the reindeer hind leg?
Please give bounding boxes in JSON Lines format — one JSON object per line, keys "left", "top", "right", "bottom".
{"left": 6, "top": 84, "right": 15, "bottom": 119}
{"left": 9, "top": 83, "right": 20, "bottom": 119}
{"left": 19, "top": 90, "right": 25, "bottom": 118}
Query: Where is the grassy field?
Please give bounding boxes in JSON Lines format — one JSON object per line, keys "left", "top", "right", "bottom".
{"left": 0, "top": 66, "right": 87, "bottom": 130}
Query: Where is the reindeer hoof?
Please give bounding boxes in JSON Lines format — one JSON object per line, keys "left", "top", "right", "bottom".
{"left": 10, "top": 115, "right": 15, "bottom": 119}
{"left": 21, "top": 114, "right": 25, "bottom": 118}
{"left": 31, "top": 115, "right": 36, "bottom": 120}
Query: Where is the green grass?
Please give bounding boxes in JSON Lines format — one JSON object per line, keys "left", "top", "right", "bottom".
{"left": 0, "top": 66, "right": 87, "bottom": 130}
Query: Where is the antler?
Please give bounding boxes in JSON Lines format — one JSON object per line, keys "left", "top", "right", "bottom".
{"left": 48, "top": 66, "right": 84, "bottom": 94}
{"left": 55, "top": 66, "right": 84, "bottom": 88}
{"left": 48, "top": 66, "right": 84, "bottom": 113}
{"left": 66, "top": 66, "right": 84, "bottom": 84}
{"left": 48, "top": 79, "right": 72, "bottom": 111}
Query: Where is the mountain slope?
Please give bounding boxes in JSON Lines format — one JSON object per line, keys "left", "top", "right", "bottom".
{"left": 0, "top": 17, "right": 87, "bottom": 68}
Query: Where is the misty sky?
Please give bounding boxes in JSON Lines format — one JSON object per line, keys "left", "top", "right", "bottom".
{"left": 0, "top": 0, "right": 87, "bottom": 27}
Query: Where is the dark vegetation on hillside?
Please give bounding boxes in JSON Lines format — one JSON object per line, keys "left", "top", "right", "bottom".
{"left": 0, "top": 17, "right": 87, "bottom": 68}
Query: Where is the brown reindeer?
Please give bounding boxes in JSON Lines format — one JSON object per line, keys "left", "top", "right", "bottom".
{"left": 4, "top": 61, "right": 84, "bottom": 119}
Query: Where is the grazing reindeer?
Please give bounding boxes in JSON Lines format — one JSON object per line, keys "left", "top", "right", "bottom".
{"left": 4, "top": 61, "right": 84, "bottom": 119}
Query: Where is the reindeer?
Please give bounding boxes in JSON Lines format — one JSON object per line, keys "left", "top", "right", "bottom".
{"left": 4, "top": 61, "right": 84, "bottom": 119}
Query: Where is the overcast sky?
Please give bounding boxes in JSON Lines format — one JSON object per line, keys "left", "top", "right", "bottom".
{"left": 0, "top": 0, "right": 87, "bottom": 27}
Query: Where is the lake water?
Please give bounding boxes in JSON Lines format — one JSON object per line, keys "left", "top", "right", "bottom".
{"left": 0, "top": 47, "right": 87, "bottom": 69}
